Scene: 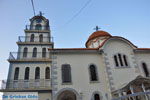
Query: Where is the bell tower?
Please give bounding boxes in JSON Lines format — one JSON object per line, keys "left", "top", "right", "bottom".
{"left": 4, "top": 13, "right": 52, "bottom": 100}
{"left": 24, "top": 12, "right": 53, "bottom": 45}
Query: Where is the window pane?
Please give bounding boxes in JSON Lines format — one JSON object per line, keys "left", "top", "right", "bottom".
{"left": 14, "top": 67, "right": 19, "bottom": 80}
{"left": 90, "top": 65, "right": 98, "bottom": 81}
{"left": 118, "top": 54, "right": 123, "bottom": 66}
{"left": 114, "top": 55, "right": 119, "bottom": 67}
{"left": 23, "top": 47, "right": 28, "bottom": 57}
{"left": 30, "top": 34, "right": 34, "bottom": 42}
{"left": 142, "top": 63, "right": 149, "bottom": 77}
{"left": 62, "top": 64, "right": 71, "bottom": 83}
{"left": 123, "top": 55, "right": 128, "bottom": 66}
{"left": 24, "top": 67, "right": 30, "bottom": 80}
{"left": 35, "top": 67, "right": 40, "bottom": 79}
{"left": 35, "top": 24, "right": 42, "bottom": 30}
{"left": 45, "top": 67, "right": 50, "bottom": 79}
{"left": 39, "top": 34, "right": 43, "bottom": 42}
{"left": 42, "top": 48, "right": 46, "bottom": 58}
{"left": 32, "top": 47, "right": 37, "bottom": 57}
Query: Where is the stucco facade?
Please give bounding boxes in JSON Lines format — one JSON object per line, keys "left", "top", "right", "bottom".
{"left": 0, "top": 15, "right": 150, "bottom": 100}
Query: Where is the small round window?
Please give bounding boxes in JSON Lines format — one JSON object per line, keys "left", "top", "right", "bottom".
{"left": 36, "top": 19, "right": 42, "bottom": 23}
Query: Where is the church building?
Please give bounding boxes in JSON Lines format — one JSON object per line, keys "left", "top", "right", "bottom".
{"left": 0, "top": 14, "right": 150, "bottom": 100}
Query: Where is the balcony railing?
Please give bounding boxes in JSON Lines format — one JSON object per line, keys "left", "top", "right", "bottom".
{"left": 8, "top": 52, "right": 50, "bottom": 61}
{"left": 0, "top": 79, "right": 51, "bottom": 91}
{"left": 25, "top": 25, "right": 50, "bottom": 31}
{"left": 18, "top": 36, "right": 53, "bottom": 43}
{"left": 112, "top": 91, "right": 150, "bottom": 100}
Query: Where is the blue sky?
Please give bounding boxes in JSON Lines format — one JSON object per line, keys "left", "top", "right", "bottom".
{"left": 0, "top": 0, "right": 150, "bottom": 80}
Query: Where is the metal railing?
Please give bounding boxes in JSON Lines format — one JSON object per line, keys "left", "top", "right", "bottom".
{"left": 25, "top": 25, "right": 50, "bottom": 31}
{"left": 18, "top": 36, "right": 52, "bottom": 43}
{"left": 112, "top": 91, "right": 150, "bottom": 100}
{"left": 0, "top": 79, "right": 51, "bottom": 90}
{"left": 9, "top": 52, "right": 50, "bottom": 60}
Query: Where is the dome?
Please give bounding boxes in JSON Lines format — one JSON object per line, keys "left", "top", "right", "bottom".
{"left": 88, "top": 30, "right": 111, "bottom": 41}
{"left": 86, "top": 30, "right": 112, "bottom": 47}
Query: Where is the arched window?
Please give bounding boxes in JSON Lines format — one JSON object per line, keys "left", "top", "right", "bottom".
{"left": 62, "top": 64, "right": 71, "bottom": 83}
{"left": 35, "top": 67, "right": 40, "bottom": 79}
{"left": 39, "top": 34, "right": 43, "bottom": 42}
{"left": 94, "top": 94, "right": 100, "bottom": 100}
{"left": 24, "top": 67, "right": 30, "bottom": 80}
{"left": 123, "top": 55, "right": 128, "bottom": 66}
{"left": 118, "top": 54, "right": 123, "bottom": 66}
{"left": 142, "top": 62, "right": 149, "bottom": 77}
{"left": 32, "top": 47, "right": 37, "bottom": 57}
{"left": 114, "top": 55, "right": 119, "bottom": 67}
{"left": 89, "top": 65, "right": 98, "bottom": 81}
{"left": 23, "top": 47, "right": 28, "bottom": 58}
{"left": 30, "top": 34, "right": 34, "bottom": 42}
{"left": 42, "top": 48, "right": 46, "bottom": 58}
{"left": 35, "top": 24, "right": 42, "bottom": 30}
{"left": 45, "top": 67, "right": 50, "bottom": 79}
{"left": 14, "top": 67, "right": 19, "bottom": 80}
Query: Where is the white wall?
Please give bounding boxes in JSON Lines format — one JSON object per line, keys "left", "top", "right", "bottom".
{"left": 9, "top": 62, "right": 51, "bottom": 80}
{"left": 53, "top": 53, "right": 110, "bottom": 100}
{"left": 135, "top": 52, "right": 150, "bottom": 77}
{"left": 103, "top": 38, "right": 141, "bottom": 90}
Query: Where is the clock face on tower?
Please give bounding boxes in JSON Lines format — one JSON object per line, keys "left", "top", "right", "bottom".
{"left": 36, "top": 19, "right": 42, "bottom": 23}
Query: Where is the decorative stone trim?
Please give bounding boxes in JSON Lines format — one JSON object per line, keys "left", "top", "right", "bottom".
{"left": 103, "top": 52, "right": 115, "bottom": 92}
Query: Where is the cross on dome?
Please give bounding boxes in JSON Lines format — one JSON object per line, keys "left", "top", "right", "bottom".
{"left": 93, "top": 26, "right": 101, "bottom": 31}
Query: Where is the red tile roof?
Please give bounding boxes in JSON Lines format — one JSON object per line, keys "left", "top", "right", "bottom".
{"left": 136, "top": 48, "right": 150, "bottom": 50}
{"left": 48, "top": 48, "right": 98, "bottom": 50}
{"left": 86, "top": 30, "right": 112, "bottom": 47}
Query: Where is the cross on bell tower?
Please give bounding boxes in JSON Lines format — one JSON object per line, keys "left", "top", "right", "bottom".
{"left": 39, "top": 11, "right": 44, "bottom": 16}
{"left": 93, "top": 26, "right": 101, "bottom": 31}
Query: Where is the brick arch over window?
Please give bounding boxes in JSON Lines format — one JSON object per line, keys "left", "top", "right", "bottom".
{"left": 142, "top": 62, "right": 149, "bottom": 77}
{"left": 14, "top": 67, "right": 19, "bottom": 80}
{"left": 89, "top": 64, "right": 98, "bottom": 81}
{"left": 61, "top": 64, "right": 72, "bottom": 83}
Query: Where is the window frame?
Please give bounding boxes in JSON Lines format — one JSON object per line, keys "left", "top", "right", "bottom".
{"left": 61, "top": 64, "right": 72, "bottom": 84}
{"left": 23, "top": 47, "right": 28, "bottom": 58}
{"left": 24, "top": 67, "right": 30, "bottom": 80}
{"left": 42, "top": 48, "right": 46, "bottom": 58}
{"left": 14, "top": 67, "right": 19, "bottom": 80}
{"left": 113, "top": 53, "right": 129, "bottom": 68}
{"left": 35, "top": 67, "right": 40, "bottom": 80}
{"left": 32, "top": 47, "right": 37, "bottom": 57}
{"left": 89, "top": 64, "right": 99, "bottom": 82}
{"left": 30, "top": 34, "right": 34, "bottom": 42}
{"left": 142, "top": 62, "right": 149, "bottom": 77}
{"left": 39, "top": 34, "right": 43, "bottom": 42}
{"left": 45, "top": 67, "right": 50, "bottom": 79}
{"left": 35, "top": 24, "right": 42, "bottom": 30}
